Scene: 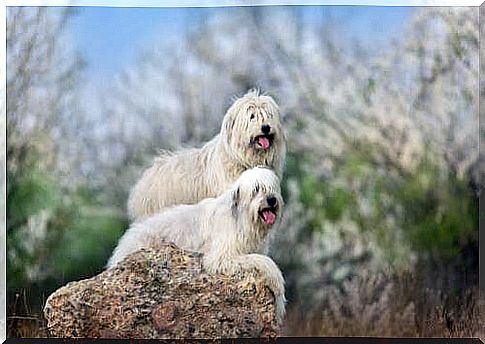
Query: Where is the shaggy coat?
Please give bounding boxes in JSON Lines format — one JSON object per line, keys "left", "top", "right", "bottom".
{"left": 127, "top": 90, "right": 286, "bottom": 221}
{"left": 108, "top": 167, "right": 286, "bottom": 324}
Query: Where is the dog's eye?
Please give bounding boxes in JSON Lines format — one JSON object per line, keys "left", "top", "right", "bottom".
{"left": 250, "top": 114, "right": 255, "bottom": 120}
{"left": 255, "top": 185, "right": 260, "bottom": 193}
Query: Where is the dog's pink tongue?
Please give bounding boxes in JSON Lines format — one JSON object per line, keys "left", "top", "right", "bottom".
{"left": 258, "top": 136, "right": 270, "bottom": 150}
{"left": 263, "top": 210, "right": 276, "bottom": 225}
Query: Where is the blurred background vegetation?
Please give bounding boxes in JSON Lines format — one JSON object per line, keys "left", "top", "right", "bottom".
{"left": 6, "top": 5, "right": 483, "bottom": 337}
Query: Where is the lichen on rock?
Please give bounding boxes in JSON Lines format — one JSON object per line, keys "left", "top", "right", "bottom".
{"left": 43, "top": 243, "right": 280, "bottom": 338}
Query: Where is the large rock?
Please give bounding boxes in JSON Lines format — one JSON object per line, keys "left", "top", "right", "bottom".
{"left": 43, "top": 243, "right": 280, "bottom": 338}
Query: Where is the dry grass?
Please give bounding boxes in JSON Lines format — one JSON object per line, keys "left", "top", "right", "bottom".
{"left": 416, "top": 287, "right": 484, "bottom": 338}
{"left": 7, "top": 289, "right": 48, "bottom": 338}
{"left": 7, "top": 315, "right": 47, "bottom": 338}
{"left": 8, "top": 271, "right": 484, "bottom": 339}
{"left": 283, "top": 271, "right": 416, "bottom": 337}
{"left": 283, "top": 272, "right": 484, "bottom": 339}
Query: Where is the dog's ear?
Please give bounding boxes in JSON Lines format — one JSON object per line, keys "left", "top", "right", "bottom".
{"left": 231, "top": 186, "right": 240, "bottom": 217}
{"left": 222, "top": 111, "right": 236, "bottom": 135}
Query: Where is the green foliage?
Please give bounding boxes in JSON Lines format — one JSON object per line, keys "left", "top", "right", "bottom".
{"left": 284, "top": 153, "right": 356, "bottom": 231}
{"left": 50, "top": 205, "right": 127, "bottom": 282}
{"left": 7, "top": 169, "right": 60, "bottom": 232}
{"left": 396, "top": 162, "right": 478, "bottom": 260}
{"left": 283, "top": 142, "right": 478, "bottom": 268}
{"left": 7, "top": 165, "right": 127, "bottom": 288}
{"left": 7, "top": 167, "right": 62, "bottom": 286}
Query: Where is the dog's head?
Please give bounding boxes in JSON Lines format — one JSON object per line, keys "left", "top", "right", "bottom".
{"left": 230, "top": 167, "right": 284, "bottom": 235}
{"left": 221, "top": 90, "right": 285, "bottom": 170}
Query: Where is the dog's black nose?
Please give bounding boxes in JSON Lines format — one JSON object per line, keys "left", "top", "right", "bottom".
{"left": 267, "top": 196, "right": 277, "bottom": 207}
{"left": 261, "top": 124, "right": 271, "bottom": 134}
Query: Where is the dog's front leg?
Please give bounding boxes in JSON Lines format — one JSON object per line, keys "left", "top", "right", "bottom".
{"left": 234, "top": 253, "right": 286, "bottom": 325}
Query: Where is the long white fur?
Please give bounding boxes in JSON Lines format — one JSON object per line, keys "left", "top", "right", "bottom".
{"left": 127, "top": 89, "right": 286, "bottom": 221}
{"left": 108, "top": 167, "right": 286, "bottom": 324}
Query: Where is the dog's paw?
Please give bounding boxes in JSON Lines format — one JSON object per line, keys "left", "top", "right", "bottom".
{"left": 203, "top": 253, "right": 286, "bottom": 325}
{"left": 275, "top": 293, "right": 286, "bottom": 325}
{"left": 242, "top": 254, "right": 284, "bottom": 291}
{"left": 237, "top": 254, "right": 286, "bottom": 324}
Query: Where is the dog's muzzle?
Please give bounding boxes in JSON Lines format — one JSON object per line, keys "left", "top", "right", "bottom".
{"left": 259, "top": 196, "right": 278, "bottom": 225}
{"left": 253, "top": 133, "right": 274, "bottom": 150}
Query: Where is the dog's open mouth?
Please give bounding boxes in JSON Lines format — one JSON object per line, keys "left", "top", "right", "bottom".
{"left": 254, "top": 134, "right": 274, "bottom": 150}
{"left": 259, "top": 207, "right": 278, "bottom": 225}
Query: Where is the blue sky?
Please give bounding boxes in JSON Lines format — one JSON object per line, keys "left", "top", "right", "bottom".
{"left": 68, "top": 6, "right": 415, "bottom": 84}
{"left": 69, "top": 7, "right": 189, "bottom": 80}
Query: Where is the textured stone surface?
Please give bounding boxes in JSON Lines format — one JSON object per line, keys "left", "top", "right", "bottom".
{"left": 44, "top": 243, "right": 280, "bottom": 339}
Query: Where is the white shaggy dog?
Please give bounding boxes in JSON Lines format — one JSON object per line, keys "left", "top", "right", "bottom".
{"left": 108, "top": 167, "right": 286, "bottom": 324}
{"left": 127, "top": 89, "right": 286, "bottom": 221}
